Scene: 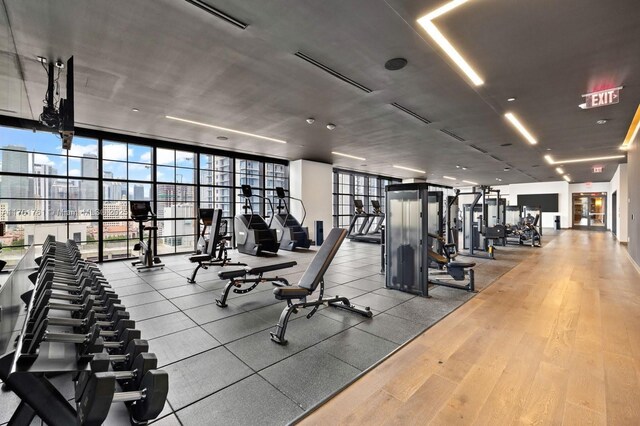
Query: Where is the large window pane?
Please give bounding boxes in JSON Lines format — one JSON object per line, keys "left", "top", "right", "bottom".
{"left": 103, "top": 161, "right": 127, "bottom": 180}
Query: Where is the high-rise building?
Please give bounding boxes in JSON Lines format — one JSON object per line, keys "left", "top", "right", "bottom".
{"left": 133, "top": 184, "right": 144, "bottom": 200}
{"left": 79, "top": 154, "right": 99, "bottom": 215}
{"left": 0, "top": 146, "right": 31, "bottom": 213}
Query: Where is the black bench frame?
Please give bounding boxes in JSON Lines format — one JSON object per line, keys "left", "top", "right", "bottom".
{"left": 215, "top": 261, "right": 297, "bottom": 307}
{"left": 270, "top": 228, "right": 372, "bottom": 344}
{"left": 187, "top": 209, "right": 246, "bottom": 283}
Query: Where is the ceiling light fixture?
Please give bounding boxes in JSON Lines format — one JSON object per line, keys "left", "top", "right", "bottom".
{"left": 131, "top": 108, "right": 139, "bottom": 112}
{"left": 417, "top": 0, "right": 484, "bottom": 86}
{"left": 216, "top": 136, "right": 228, "bottom": 141}
{"left": 504, "top": 112, "right": 537, "bottom": 145}
{"left": 462, "top": 179, "right": 478, "bottom": 185}
{"left": 165, "top": 115, "right": 287, "bottom": 144}
{"left": 555, "top": 167, "right": 564, "bottom": 174}
{"left": 326, "top": 123, "right": 337, "bottom": 130}
{"left": 496, "top": 178, "right": 503, "bottom": 182}
{"left": 443, "top": 176, "right": 457, "bottom": 180}
{"left": 306, "top": 118, "right": 315, "bottom": 124}
{"left": 462, "top": 167, "right": 468, "bottom": 170}
{"left": 563, "top": 175, "right": 571, "bottom": 182}
{"left": 596, "top": 119, "right": 608, "bottom": 125}
{"left": 331, "top": 151, "right": 366, "bottom": 161}
{"left": 620, "top": 104, "right": 640, "bottom": 150}
{"left": 507, "top": 97, "right": 516, "bottom": 102}
{"left": 393, "top": 165, "right": 426, "bottom": 174}
{"left": 544, "top": 154, "right": 625, "bottom": 165}
{"left": 503, "top": 167, "right": 511, "bottom": 171}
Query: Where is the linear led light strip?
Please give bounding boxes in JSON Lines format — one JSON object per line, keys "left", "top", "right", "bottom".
{"left": 393, "top": 165, "right": 426, "bottom": 174}
{"left": 417, "top": 0, "right": 484, "bottom": 86}
{"left": 462, "top": 179, "right": 478, "bottom": 185}
{"left": 166, "top": 115, "right": 287, "bottom": 144}
{"left": 504, "top": 113, "right": 537, "bottom": 145}
{"left": 443, "top": 175, "right": 456, "bottom": 180}
{"left": 620, "top": 104, "right": 640, "bottom": 150}
{"left": 544, "top": 154, "right": 625, "bottom": 165}
{"left": 332, "top": 151, "right": 365, "bottom": 161}
{"left": 563, "top": 175, "right": 571, "bottom": 182}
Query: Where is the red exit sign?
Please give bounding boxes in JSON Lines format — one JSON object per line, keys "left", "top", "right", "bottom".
{"left": 582, "top": 87, "right": 622, "bottom": 109}
{"left": 592, "top": 165, "right": 604, "bottom": 173}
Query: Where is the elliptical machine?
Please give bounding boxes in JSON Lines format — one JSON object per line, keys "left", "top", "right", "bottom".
{"left": 130, "top": 201, "right": 164, "bottom": 271}
{"left": 271, "top": 187, "right": 311, "bottom": 251}
{"left": 234, "top": 185, "right": 279, "bottom": 256}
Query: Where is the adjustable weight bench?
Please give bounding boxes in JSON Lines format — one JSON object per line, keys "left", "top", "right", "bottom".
{"left": 270, "top": 228, "right": 372, "bottom": 344}
{"left": 215, "top": 261, "right": 297, "bottom": 307}
{"left": 187, "top": 209, "right": 246, "bottom": 283}
{"left": 427, "top": 249, "right": 475, "bottom": 295}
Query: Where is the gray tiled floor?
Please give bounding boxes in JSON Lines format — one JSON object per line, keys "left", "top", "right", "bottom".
{"left": 0, "top": 234, "right": 547, "bottom": 425}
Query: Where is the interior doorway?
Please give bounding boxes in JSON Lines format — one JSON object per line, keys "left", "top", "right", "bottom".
{"left": 572, "top": 192, "right": 607, "bottom": 230}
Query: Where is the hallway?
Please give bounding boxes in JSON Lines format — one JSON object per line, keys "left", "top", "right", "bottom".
{"left": 301, "top": 231, "right": 640, "bottom": 425}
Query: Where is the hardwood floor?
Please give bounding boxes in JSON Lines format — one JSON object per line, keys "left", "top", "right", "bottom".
{"left": 299, "top": 231, "right": 640, "bottom": 425}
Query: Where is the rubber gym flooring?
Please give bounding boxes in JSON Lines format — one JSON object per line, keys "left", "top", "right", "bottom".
{"left": 0, "top": 236, "right": 554, "bottom": 425}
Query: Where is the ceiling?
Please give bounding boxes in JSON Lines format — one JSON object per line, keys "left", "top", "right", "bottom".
{"left": 1, "top": 0, "right": 638, "bottom": 184}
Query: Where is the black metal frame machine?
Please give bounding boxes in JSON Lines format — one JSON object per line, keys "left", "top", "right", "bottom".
{"left": 130, "top": 201, "right": 164, "bottom": 271}
{"left": 505, "top": 205, "right": 542, "bottom": 247}
{"left": 270, "top": 187, "right": 311, "bottom": 251}
{"left": 458, "top": 186, "right": 506, "bottom": 259}
{"left": 187, "top": 208, "right": 246, "bottom": 283}
{"left": 234, "top": 185, "right": 279, "bottom": 256}
{"left": 385, "top": 183, "right": 475, "bottom": 297}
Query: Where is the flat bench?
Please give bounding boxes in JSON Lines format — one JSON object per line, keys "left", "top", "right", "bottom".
{"left": 215, "top": 261, "right": 297, "bottom": 307}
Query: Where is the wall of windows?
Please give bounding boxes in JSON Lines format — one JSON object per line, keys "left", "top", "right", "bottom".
{"left": 332, "top": 169, "right": 400, "bottom": 228}
{"left": 0, "top": 121, "right": 288, "bottom": 266}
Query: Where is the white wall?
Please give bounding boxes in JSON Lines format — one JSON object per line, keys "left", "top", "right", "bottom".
{"left": 609, "top": 164, "right": 628, "bottom": 242}
{"left": 494, "top": 181, "right": 571, "bottom": 228}
{"left": 289, "top": 160, "right": 333, "bottom": 242}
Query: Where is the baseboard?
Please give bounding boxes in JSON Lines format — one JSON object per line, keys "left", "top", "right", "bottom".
{"left": 625, "top": 248, "right": 640, "bottom": 276}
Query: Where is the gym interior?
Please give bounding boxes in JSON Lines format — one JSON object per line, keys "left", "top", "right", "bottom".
{"left": 0, "top": 1, "right": 639, "bottom": 425}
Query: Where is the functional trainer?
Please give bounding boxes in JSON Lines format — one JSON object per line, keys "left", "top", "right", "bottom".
{"left": 130, "top": 201, "right": 164, "bottom": 271}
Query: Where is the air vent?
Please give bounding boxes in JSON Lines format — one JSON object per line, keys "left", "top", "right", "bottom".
{"left": 489, "top": 155, "right": 503, "bottom": 162}
{"left": 185, "top": 0, "right": 248, "bottom": 30}
{"left": 469, "top": 144, "right": 488, "bottom": 154}
{"left": 391, "top": 103, "right": 431, "bottom": 125}
{"left": 294, "top": 52, "right": 373, "bottom": 93}
{"left": 500, "top": 143, "right": 512, "bottom": 147}
{"left": 439, "top": 129, "right": 465, "bottom": 142}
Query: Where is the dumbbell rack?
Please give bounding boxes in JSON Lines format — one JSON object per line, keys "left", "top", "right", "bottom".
{"left": 0, "top": 236, "right": 168, "bottom": 425}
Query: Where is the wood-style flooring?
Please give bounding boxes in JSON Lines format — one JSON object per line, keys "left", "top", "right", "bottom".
{"left": 300, "top": 231, "right": 640, "bottom": 425}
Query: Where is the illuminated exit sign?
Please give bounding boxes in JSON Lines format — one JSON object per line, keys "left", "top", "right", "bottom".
{"left": 582, "top": 86, "right": 622, "bottom": 109}
{"left": 592, "top": 165, "right": 604, "bottom": 173}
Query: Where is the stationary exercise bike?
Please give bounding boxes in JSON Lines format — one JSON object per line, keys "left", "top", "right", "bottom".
{"left": 130, "top": 201, "right": 164, "bottom": 271}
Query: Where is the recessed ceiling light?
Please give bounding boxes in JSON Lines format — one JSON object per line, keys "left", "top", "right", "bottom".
{"left": 36, "top": 56, "right": 47, "bottom": 64}
{"left": 384, "top": 58, "right": 408, "bottom": 71}
{"left": 131, "top": 108, "right": 139, "bottom": 112}
{"left": 456, "top": 165, "right": 461, "bottom": 169}
{"left": 306, "top": 118, "right": 315, "bottom": 124}
{"left": 462, "top": 167, "right": 468, "bottom": 170}
{"left": 544, "top": 154, "right": 624, "bottom": 165}
{"left": 504, "top": 112, "right": 538, "bottom": 145}
{"left": 620, "top": 105, "right": 640, "bottom": 150}
{"left": 462, "top": 179, "right": 478, "bottom": 185}
{"left": 555, "top": 167, "right": 564, "bottom": 174}
{"left": 546, "top": 148, "right": 552, "bottom": 151}
{"left": 596, "top": 119, "right": 608, "bottom": 125}
{"left": 417, "top": 0, "right": 484, "bottom": 86}
{"left": 216, "top": 136, "right": 228, "bottom": 140}
{"left": 166, "top": 115, "right": 287, "bottom": 144}
{"left": 503, "top": 167, "right": 511, "bottom": 171}
{"left": 393, "top": 165, "right": 426, "bottom": 174}
{"left": 507, "top": 97, "right": 516, "bottom": 102}
{"left": 500, "top": 143, "right": 513, "bottom": 147}
{"left": 332, "top": 151, "right": 366, "bottom": 161}
{"left": 326, "top": 123, "right": 336, "bottom": 130}
{"left": 443, "top": 176, "right": 457, "bottom": 180}
{"left": 496, "top": 178, "right": 503, "bottom": 181}
{"left": 563, "top": 175, "right": 571, "bottom": 182}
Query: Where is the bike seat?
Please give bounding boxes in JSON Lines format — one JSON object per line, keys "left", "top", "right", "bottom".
{"left": 144, "top": 226, "right": 158, "bottom": 231}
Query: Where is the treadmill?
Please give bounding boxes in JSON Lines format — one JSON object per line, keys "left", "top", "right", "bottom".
{"left": 347, "top": 199, "right": 383, "bottom": 244}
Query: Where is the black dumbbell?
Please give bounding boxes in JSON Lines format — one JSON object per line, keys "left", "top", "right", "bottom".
{"left": 26, "top": 307, "right": 134, "bottom": 341}
{"left": 75, "top": 350, "right": 158, "bottom": 401}
{"left": 78, "top": 369, "right": 168, "bottom": 426}
{"left": 30, "top": 290, "right": 125, "bottom": 324}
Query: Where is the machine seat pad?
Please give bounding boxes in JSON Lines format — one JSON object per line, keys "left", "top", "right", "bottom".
{"left": 218, "top": 269, "right": 249, "bottom": 280}
{"left": 247, "top": 261, "right": 297, "bottom": 275}
{"left": 189, "top": 254, "right": 212, "bottom": 263}
{"left": 427, "top": 249, "right": 448, "bottom": 265}
{"left": 273, "top": 286, "right": 311, "bottom": 300}
{"left": 448, "top": 261, "right": 476, "bottom": 269}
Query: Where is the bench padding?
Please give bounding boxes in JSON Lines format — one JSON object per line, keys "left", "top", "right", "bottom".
{"left": 298, "top": 228, "right": 346, "bottom": 292}
{"left": 273, "top": 286, "right": 310, "bottom": 300}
